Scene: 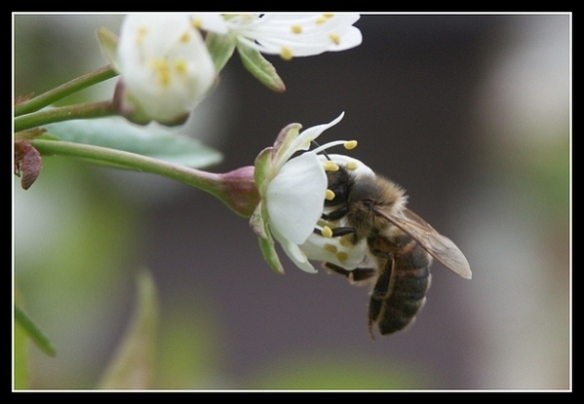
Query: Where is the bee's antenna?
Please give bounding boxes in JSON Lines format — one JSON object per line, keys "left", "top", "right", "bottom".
{"left": 311, "top": 140, "right": 332, "bottom": 161}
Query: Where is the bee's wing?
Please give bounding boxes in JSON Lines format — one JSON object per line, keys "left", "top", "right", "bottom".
{"left": 375, "top": 207, "right": 472, "bottom": 279}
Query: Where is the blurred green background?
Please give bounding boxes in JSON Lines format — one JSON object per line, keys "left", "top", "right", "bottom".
{"left": 13, "top": 14, "right": 570, "bottom": 390}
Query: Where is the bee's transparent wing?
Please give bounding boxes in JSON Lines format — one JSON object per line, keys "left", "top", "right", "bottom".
{"left": 375, "top": 207, "right": 472, "bottom": 279}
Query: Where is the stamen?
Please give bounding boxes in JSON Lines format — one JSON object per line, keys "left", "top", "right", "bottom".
{"left": 323, "top": 161, "right": 339, "bottom": 172}
{"left": 321, "top": 226, "right": 333, "bottom": 238}
{"left": 339, "top": 236, "right": 351, "bottom": 247}
{"left": 179, "top": 32, "right": 190, "bottom": 43}
{"left": 324, "top": 244, "right": 338, "bottom": 254}
{"left": 346, "top": 161, "right": 358, "bottom": 171}
{"left": 135, "top": 26, "right": 148, "bottom": 46}
{"left": 325, "top": 189, "right": 336, "bottom": 200}
{"left": 280, "top": 46, "right": 293, "bottom": 61}
{"left": 336, "top": 251, "right": 348, "bottom": 262}
{"left": 174, "top": 60, "right": 187, "bottom": 75}
{"left": 329, "top": 32, "right": 340, "bottom": 45}
{"left": 344, "top": 140, "right": 358, "bottom": 150}
{"left": 291, "top": 24, "right": 302, "bottom": 34}
{"left": 191, "top": 19, "right": 202, "bottom": 29}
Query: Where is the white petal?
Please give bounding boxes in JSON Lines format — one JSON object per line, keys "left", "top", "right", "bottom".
{"left": 191, "top": 13, "right": 228, "bottom": 34}
{"left": 266, "top": 152, "right": 326, "bottom": 244}
{"left": 272, "top": 228, "right": 318, "bottom": 273}
{"left": 276, "top": 112, "right": 344, "bottom": 168}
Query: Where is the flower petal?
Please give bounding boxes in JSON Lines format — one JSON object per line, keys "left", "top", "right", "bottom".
{"left": 272, "top": 227, "right": 318, "bottom": 273}
{"left": 275, "top": 112, "right": 344, "bottom": 168}
{"left": 266, "top": 152, "right": 326, "bottom": 244}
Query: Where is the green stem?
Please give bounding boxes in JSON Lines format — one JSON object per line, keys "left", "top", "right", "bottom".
{"left": 14, "top": 65, "right": 118, "bottom": 117}
{"left": 28, "top": 139, "right": 259, "bottom": 217}
{"left": 14, "top": 101, "right": 118, "bottom": 133}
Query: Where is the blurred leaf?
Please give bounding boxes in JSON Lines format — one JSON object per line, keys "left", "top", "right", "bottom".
{"left": 237, "top": 44, "right": 286, "bottom": 92}
{"left": 97, "top": 271, "right": 159, "bottom": 389}
{"left": 250, "top": 355, "right": 423, "bottom": 390}
{"left": 14, "top": 304, "right": 56, "bottom": 358}
{"left": 44, "top": 117, "right": 222, "bottom": 168}
{"left": 14, "top": 289, "right": 30, "bottom": 389}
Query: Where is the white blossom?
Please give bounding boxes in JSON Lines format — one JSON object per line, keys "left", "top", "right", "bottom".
{"left": 117, "top": 14, "right": 216, "bottom": 123}
{"left": 215, "top": 13, "right": 362, "bottom": 60}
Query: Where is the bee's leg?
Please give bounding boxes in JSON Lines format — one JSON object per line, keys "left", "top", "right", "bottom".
{"left": 321, "top": 206, "right": 349, "bottom": 221}
{"left": 313, "top": 226, "right": 355, "bottom": 238}
{"left": 323, "top": 262, "right": 377, "bottom": 282}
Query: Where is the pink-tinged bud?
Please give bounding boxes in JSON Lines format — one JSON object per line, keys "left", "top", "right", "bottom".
{"left": 14, "top": 140, "right": 42, "bottom": 190}
{"left": 216, "top": 166, "right": 259, "bottom": 218}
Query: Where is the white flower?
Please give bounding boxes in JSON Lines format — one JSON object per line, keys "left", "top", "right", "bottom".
{"left": 220, "top": 13, "right": 362, "bottom": 60}
{"left": 251, "top": 113, "right": 369, "bottom": 274}
{"left": 116, "top": 14, "right": 216, "bottom": 123}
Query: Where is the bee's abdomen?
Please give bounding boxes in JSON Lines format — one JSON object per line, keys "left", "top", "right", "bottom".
{"left": 370, "top": 242, "right": 432, "bottom": 335}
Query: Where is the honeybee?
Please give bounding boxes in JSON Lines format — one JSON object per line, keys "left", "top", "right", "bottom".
{"left": 318, "top": 163, "right": 472, "bottom": 339}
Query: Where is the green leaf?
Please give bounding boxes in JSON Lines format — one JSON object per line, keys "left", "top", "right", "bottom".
{"left": 237, "top": 44, "right": 286, "bottom": 92}
{"left": 206, "top": 32, "right": 236, "bottom": 73}
{"left": 44, "top": 117, "right": 222, "bottom": 169}
{"left": 97, "top": 271, "right": 159, "bottom": 389}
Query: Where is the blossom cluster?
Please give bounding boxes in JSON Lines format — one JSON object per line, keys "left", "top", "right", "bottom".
{"left": 100, "top": 13, "right": 362, "bottom": 125}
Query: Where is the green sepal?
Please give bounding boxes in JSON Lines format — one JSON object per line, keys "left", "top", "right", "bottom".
{"left": 96, "top": 27, "right": 120, "bottom": 72}
{"left": 258, "top": 232, "right": 285, "bottom": 275}
{"left": 236, "top": 44, "right": 286, "bottom": 92}
{"left": 206, "top": 32, "right": 236, "bottom": 74}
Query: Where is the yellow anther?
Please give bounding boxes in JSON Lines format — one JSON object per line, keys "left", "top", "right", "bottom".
{"left": 324, "top": 244, "right": 338, "bottom": 254}
{"left": 179, "top": 32, "right": 190, "bottom": 43}
{"left": 136, "top": 26, "right": 148, "bottom": 46}
{"left": 191, "top": 18, "right": 202, "bottom": 29}
{"left": 329, "top": 32, "right": 340, "bottom": 45}
{"left": 346, "top": 161, "right": 358, "bottom": 171}
{"left": 339, "top": 236, "right": 351, "bottom": 247}
{"left": 325, "top": 189, "right": 336, "bottom": 201}
{"left": 323, "top": 13, "right": 335, "bottom": 18}
{"left": 280, "top": 46, "right": 293, "bottom": 61}
{"left": 315, "top": 16, "right": 327, "bottom": 24}
{"left": 291, "top": 24, "right": 302, "bottom": 34}
{"left": 323, "top": 161, "right": 339, "bottom": 172}
{"left": 336, "top": 251, "right": 348, "bottom": 262}
{"left": 150, "top": 59, "right": 171, "bottom": 87}
{"left": 174, "top": 60, "right": 187, "bottom": 75}
{"left": 344, "top": 140, "right": 358, "bottom": 150}
{"left": 321, "top": 226, "right": 333, "bottom": 238}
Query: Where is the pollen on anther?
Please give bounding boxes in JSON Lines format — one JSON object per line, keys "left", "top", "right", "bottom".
{"left": 346, "top": 161, "right": 358, "bottom": 171}
{"left": 324, "top": 244, "right": 338, "bottom": 254}
{"left": 174, "top": 60, "right": 188, "bottom": 75}
{"left": 336, "top": 251, "right": 348, "bottom": 262}
{"left": 191, "top": 19, "right": 202, "bottom": 29}
{"left": 135, "top": 26, "right": 148, "bottom": 46}
{"left": 329, "top": 32, "right": 341, "bottom": 45}
{"left": 344, "top": 140, "right": 358, "bottom": 150}
{"left": 179, "top": 32, "right": 190, "bottom": 43}
{"left": 322, "top": 226, "right": 333, "bottom": 238}
{"left": 323, "top": 161, "right": 339, "bottom": 172}
{"left": 325, "top": 189, "right": 336, "bottom": 200}
{"left": 291, "top": 24, "right": 302, "bottom": 34}
{"left": 280, "top": 46, "right": 293, "bottom": 61}
{"left": 339, "top": 236, "right": 351, "bottom": 247}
